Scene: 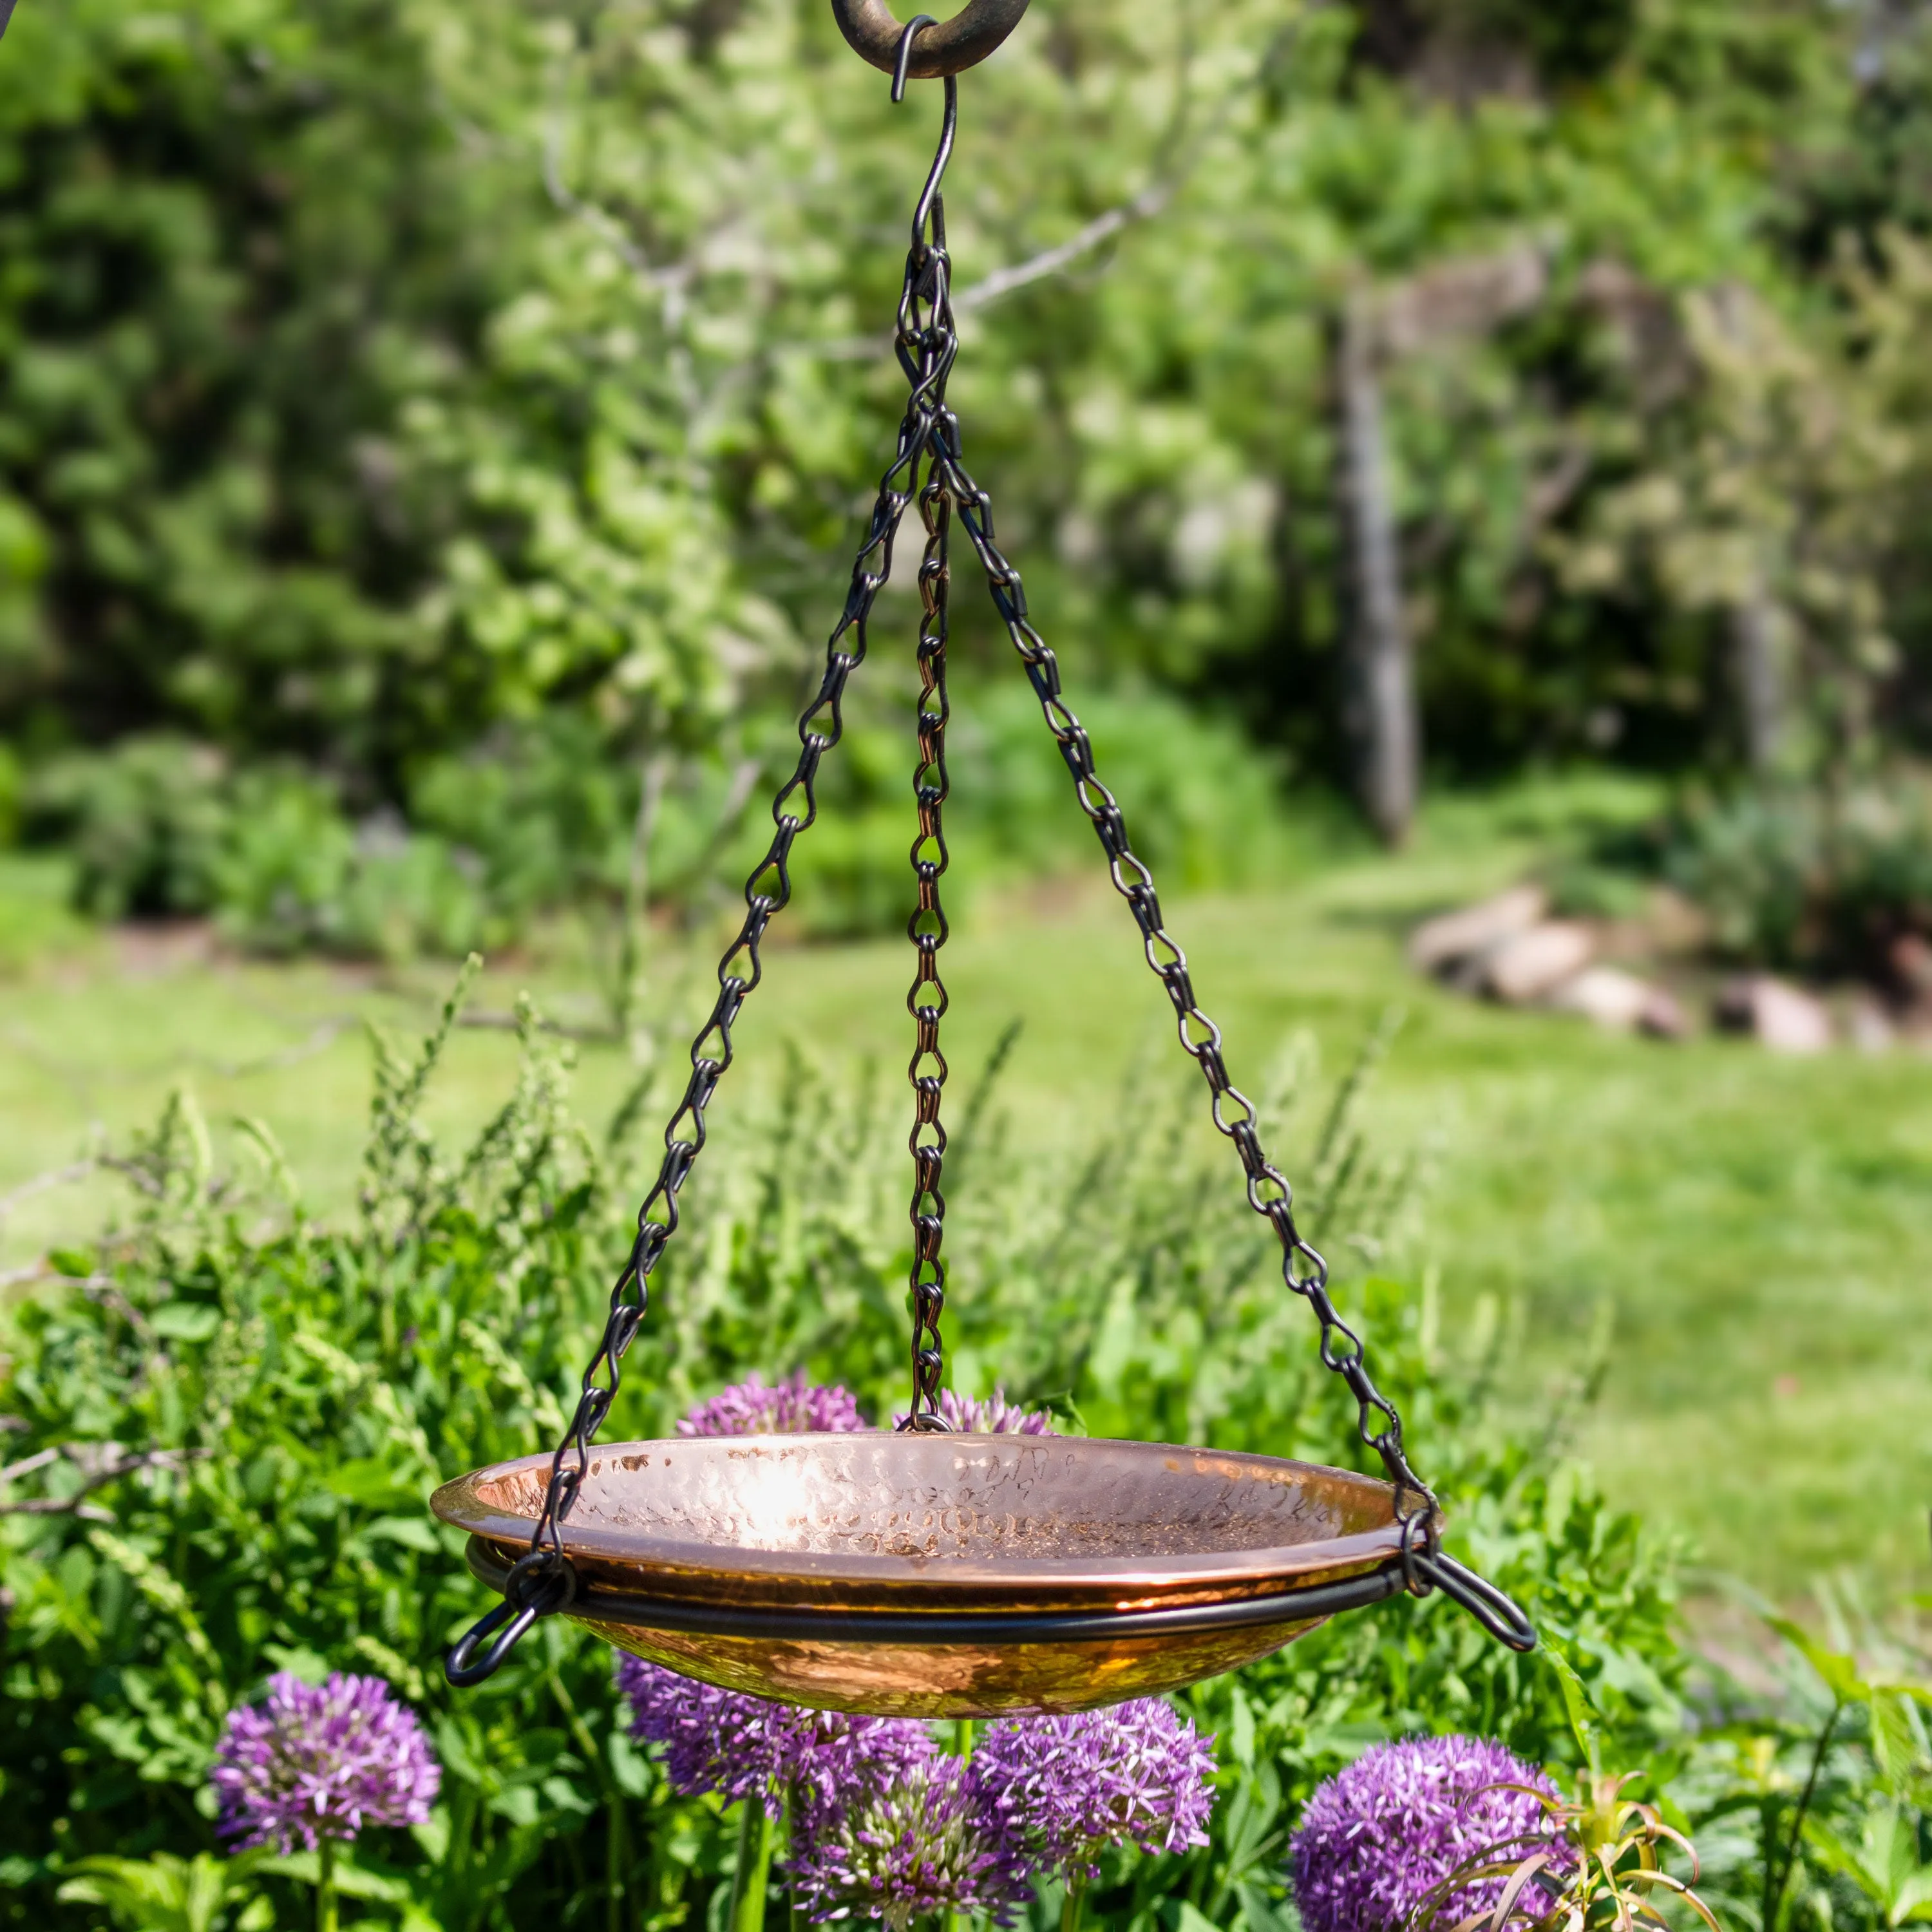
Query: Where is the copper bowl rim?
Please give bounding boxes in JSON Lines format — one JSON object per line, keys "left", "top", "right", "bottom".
{"left": 430, "top": 1434, "right": 1425, "bottom": 1611}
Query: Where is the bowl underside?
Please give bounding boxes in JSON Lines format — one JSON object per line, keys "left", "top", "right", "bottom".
{"left": 432, "top": 1434, "right": 1419, "bottom": 1715}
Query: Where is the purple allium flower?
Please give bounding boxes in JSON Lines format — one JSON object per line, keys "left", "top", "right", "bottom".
{"left": 975, "top": 1697, "right": 1217, "bottom": 1878}
{"left": 1291, "top": 1735, "right": 1569, "bottom": 1932}
{"left": 939, "top": 1387, "right": 1056, "bottom": 1434}
{"left": 615, "top": 1654, "right": 930, "bottom": 1815}
{"left": 211, "top": 1672, "right": 440, "bottom": 1853}
{"left": 893, "top": 1388, "right": 1057, "bottom": 1434}
{"left": 788, "top": 1755, "right": 1033, "bottom": 1930}
{"left": 679, "top": 1370, "right": 869, "bottom": 1437}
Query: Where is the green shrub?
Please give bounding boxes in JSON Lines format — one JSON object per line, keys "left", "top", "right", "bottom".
{"left": 206, "top": 768, "right": 357, "bottom": 953}
{"left": 24, "top": 736, "right": 231, "bottom": 921}
{"left": 404, "top": 677, "right": 1305, "bottom": 947}
{"left": 17, "top": 745, "right": 501, "bottom": 960}
{"left": 7, "top": 674, "right": 1304, "bottom": 960}
{"left": 772, "top": 677, "right": 1304, "bottom": 940}
{"left": 1658, "top": 774, "right": 1932, "bottom": 974}
{"left": 330, "top": 832, "right": 493, "bottom": 965}
{"left": 950, "top": 679, "right": 1300, "bottom": 895}
{"left": 207, "top": 775, "right": 495, "bottom": 963}
{"left": 408, "top": 717, "right": 633, "bottom": 931}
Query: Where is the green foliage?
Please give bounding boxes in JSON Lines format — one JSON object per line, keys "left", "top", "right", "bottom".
{"left": 0, "top": 0, "right": 485, "bottom": 765}
{"left": 55, "top": 1852, "right": 271, "bottom": 1932}
{"left": 1669, "top": 1582, "right": 1932, "bottom": 1932}
{"left": 779, "top": 679, "right": 1302, "bottom": 940}
{"left": 3, "top": 972, "right": 1696, "bottom": 1932}
{"left": 0, "top": 881, "right": 1923, "bottom": 1932}
{"left": 1809, "top": 1809, "right": 1932, "bottom": 1929}
{"left": 1654, "top": 774, "right": 1932, "bottom": 974}
{"left": 0, "top": 1005, "right": 678, "bottom": 1931}
{"left": 17, "top": 738, "right": 495, "bottom": 956}
{"left": 11, "top": 0, "right": 1932, "bottom": 869}
{"left": 406, "top": 716, "right": 637, "bottom": 936}
{"left": 10, "top": 676, "right": 1305, "bottom": 955}
{"left": 24, "top": 736, "right": 230, "bottom": 920}
{"left": 0, "top": 0, "right": 773, "bottom": 786}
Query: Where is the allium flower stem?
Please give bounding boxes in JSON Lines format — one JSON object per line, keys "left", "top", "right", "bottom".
{"left": 1060, "top": 1873, "right": 1088, "bottom": 1932}
{"left": 786, "top": 1783, "right": 805, "bottom": 1932}
{"left": 316, "top": 1838, "right": 338, "bottom": 1932}
{"left": 607, "top": 1795, "right": 628, "bottom": 1932}
{"left": 545, "top": 1664, "right": 629, "bottom": 1932}
{"left": 729, "top": 1798, "right": 778, "bottom": 1932}
{"left": 948, "top": 1721, "right": 976, "bottom": 1932}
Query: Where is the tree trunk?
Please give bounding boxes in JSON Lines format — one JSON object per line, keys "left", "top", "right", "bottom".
{"left": 1706, "top": 288, "right": 1790, "bottom": 777}
{"left": 1728, "top": 577, "right": 1787, "bottom": 775}
{"left": 1334, "top": 298, "right": 1417, "bottom": 844}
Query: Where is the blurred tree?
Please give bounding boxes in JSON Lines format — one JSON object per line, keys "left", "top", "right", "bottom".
{"left": 3, "top": 0, "right": 1929, "bottom": 860}
{"left": 0, "top": 0, "right": 788, "bottom": 803}
{"left": 0, "top": 0, "right": 505, "bottom": 791}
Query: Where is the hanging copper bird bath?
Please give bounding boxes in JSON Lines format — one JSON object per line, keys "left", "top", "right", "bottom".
{"left": 433, "top": 1435, "right": 1504, "bottom": 1716}
{"left": 435, "top": 0, "right": 1535, "bottom": 1709}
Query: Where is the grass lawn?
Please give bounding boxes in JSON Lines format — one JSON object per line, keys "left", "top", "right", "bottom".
{"left": 3, "top": 781, "right": 1929, "bottom": 1602}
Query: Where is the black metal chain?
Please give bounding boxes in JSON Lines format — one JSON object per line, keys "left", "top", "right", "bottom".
{"left": 893, "top": 80, "right": 961, "bottom": 1432}
{"left": 900, "top": 439, "right": 955, "bottom": 1432}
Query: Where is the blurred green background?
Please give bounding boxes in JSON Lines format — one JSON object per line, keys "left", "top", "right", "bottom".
{"left": 3, "top": 0, "right": 1931, "bottom": 1602}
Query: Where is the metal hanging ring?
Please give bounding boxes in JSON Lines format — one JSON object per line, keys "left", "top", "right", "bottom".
{"left": 830, "top": 0, "right": 1029, "bottom": 77}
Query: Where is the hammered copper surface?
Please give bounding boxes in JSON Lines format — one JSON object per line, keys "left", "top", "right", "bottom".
{"left": 582, "top": 1611, "right": 1331, "bottom": 1716}
{"left": 431, "top": 1434, "right": 1406, "bottom": 1611}
{"left": 433, "top": 1434, "right": 1412, "bottom": 1709}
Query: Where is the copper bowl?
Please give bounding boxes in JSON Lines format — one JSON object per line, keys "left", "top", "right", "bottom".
{"left": 431, "top": 1433, "right": 1429, "bottom": 1717}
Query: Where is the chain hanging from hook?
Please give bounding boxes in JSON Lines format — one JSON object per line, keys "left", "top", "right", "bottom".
{"left": 895, "top": 37, "right": 959, "bottom": 1432}
{"left": 900, "top": 452, "right": 956, "bottom": 1430}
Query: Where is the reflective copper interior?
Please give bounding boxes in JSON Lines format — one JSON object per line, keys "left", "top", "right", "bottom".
{"left": 432, "top": 1434, "right": 1413, "bottom": 1715}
